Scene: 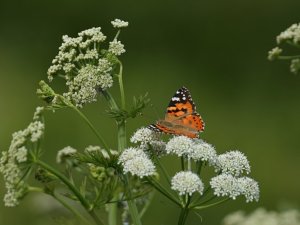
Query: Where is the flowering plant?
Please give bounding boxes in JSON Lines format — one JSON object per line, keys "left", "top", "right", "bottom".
{"left": 268, "top": 23, "right": 300, "bottom": 74}
{"left": 0, "top": 19, "right": 259, "bottom": 225}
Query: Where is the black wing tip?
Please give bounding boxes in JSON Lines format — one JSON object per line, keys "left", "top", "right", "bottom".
{"left": 148, "top": 124, "right": 161, "bottom": 132}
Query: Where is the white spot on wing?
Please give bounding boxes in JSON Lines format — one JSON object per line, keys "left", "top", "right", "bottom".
{"left": 172, "top": 97, "right": 180, "bottom": 101}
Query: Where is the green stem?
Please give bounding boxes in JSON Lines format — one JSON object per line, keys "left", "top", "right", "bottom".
{"left": 139, "top": 192, "right": 155, "bottom": 219}
{"left": 181, "top": 157, "right": 185, "bottom": 171}
{"left": 70, "top": 106, "right": 109, "bottom": 150}
{"left": 193, "top": 198, "right": 230, "bottom": 210}
{"left": 177, "top": 196, "right": 191, "bottom": 225}
{"left": 152, "top": 152, "right": 171, "bottom": 184}
{"left": 187, "top": 158, "right": 191, "bottom": 171}
{"left": 35, "top": 160, "right": 104, "bottom": 225}
{"left": 117, "top": 60, "right": 126, "bottom": 110}
{"left": 28, "top": 186, "right": 91, "bottom": 225}
{"left": 278, "top": 55, "right": 300, "bottom": 60}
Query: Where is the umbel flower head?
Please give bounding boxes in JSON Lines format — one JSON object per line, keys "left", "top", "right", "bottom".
{"left": 118, "top": 147, "right": 156, "bottom": 178}
{"left": 171, "top": 171, "right": 204, "bottom": 196}
{"left": 0, "top": 107, "right": 45, "bottom": 207}
{"left": 47, "top": 20, "right": 128, "bottom": 108}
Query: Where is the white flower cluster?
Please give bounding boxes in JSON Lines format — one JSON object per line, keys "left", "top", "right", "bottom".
{"left": 277, "top": 23, "right": 300, "bottom": 44}
{"left": 166, "top": 136, "right": 217, "bottom": 165}
{"left": 118, "top": 147, "right": 155, "bottom": 178}
{"left": 171, "top": 171, "right": 204, "bottom": 196}
{"left": 109, "top": 40, "right": 126, "bottom": 56}
{"left": 223, "top": 208, "right": 300, "bottom": 225}
{"left": 111, "top": 19, "right": 129, "bottom": 28}
{"left": 0, "top": 107, "right": 45, "bottom": 207}
{"left": 63, "top": 63, "right": 113, "bottom": 107}
{"left": 290, "top": 58, "right": 300, "bottom": 74}
{"left": 130, "top": 127, "right": 166, "bottom": 153}
{"left": 210, "top": 174, "right": 259, "bottom": 202}
{"left": 56, "top": 146, "right": 77, "bottom": 164}
{"left": 47, "top": 22, "right": 127, "bottom": 108}
{"left": 123, "top": 128, "right": 259, "bottom": 201}
{"left": 216, "top": 151, "right": 250, "bottom": 176}
{"left": 268, "top": 47, "right": 282, "bottom": 61}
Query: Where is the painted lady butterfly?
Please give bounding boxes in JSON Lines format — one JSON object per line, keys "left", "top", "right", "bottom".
{"left": 148, "top": 87, "right": 205, "bottom": 138}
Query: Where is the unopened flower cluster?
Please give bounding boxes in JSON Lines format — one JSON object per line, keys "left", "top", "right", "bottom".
{"left": 223, "top": 208, "right": 300, "bottom": 225}
{"left": 0, "top": 107, "right": 45, "bottom": 207}
{"left": 47, "top": 19, "right": 128, "bottom": 107}
{"left": 119, "top": 127, "right": 259, "bottom": 202}
{"left": 268, "top": 22, "right": 300, "bottom": 74}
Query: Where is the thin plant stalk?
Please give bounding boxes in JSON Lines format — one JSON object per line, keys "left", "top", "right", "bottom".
{"left": 35, "top": 160, "right": 104, "bottom": 225}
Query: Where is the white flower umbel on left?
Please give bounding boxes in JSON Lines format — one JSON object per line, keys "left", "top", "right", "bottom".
{"left": 109, "top": 39, "right": 126, "bottom": 56}
{"left": 118, "top": 147, "right": 155, "bottom": 178}
{"left": 47, "top": 21, "right": 128, "bottom": 108}
{"left": 171, "top": 171, "right": 204, "bottom": 196}
{"left": 0, "top": 107, "right": 45, "bottom": 207}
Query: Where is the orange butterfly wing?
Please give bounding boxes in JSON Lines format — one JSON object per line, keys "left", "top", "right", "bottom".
{"left": 149, "top": 87, "right": 205, "bottom": 138}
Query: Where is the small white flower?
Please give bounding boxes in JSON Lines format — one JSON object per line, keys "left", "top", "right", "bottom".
{"left": 268, "top": 47, "right": 282, "bottom": 61}
{"left": 118, "top": 147, "right": 145, "bottom": 164}
{"left": 28, "top": 121, "right": 45, "bottom": 142}
{"left": 56, "top": 146, "right": 77, "bottom": 164}
{"left": 119, "top": 147, "right": 155, "bottom": 178}
{"left": 33, "top": 106, "right": 44, "bottom": 121}
{"left": 122, "top": 156, "right": 155, "bottom": 178}
{"left": 216, "top": 150, "right": 250, "bottom": 176}
{"left": 111, "top": 19, "right": 129, "bottom": 28}
{"left": 64, "top": 64, "right": 113, "bottom": 107}
{"left": 190, "top": 139, "right": 217, "bottom": 165}
{"left": 238, "top": 177, "right": 259, "bottom": 202}
{"left": 85, "top": 145, "right": 101, "bottom": 153}
{"left": 148, "top": 140, "right": 166, "bottom": 154}
{"left": 290, "top": 58, "right": 300, "bottom": 74}
{"left": 15, "top": 147, "right": 28, "bottom": 163}
{"left": 165, "top": 136, "right": 194, "bottom": 157}
{"left": 109, "top": 39, "right": 125, "bottom": 56}
{"left": 277, "top": 23, "right": 300, "bottom": 44}
{"left": 130, "top": 127, "right": 158, "bottom": 145}
{"left": 210, "top": 174, "right": 241, "bottom": 200}
{"left": 4, "top": 191, "right": 19, "bottom": 207}
{"left": 171, "top": 171, "right": 204, "bottom": 196}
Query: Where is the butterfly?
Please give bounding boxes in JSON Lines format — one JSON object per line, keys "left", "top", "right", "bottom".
{"left": 148, "top": 87, "right": 205, "bottom": 138}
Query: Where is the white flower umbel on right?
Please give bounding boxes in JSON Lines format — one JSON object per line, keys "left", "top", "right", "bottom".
{"left": 118, "top": 147, "right": 156, "bottom": 178}
{"left": 216, "top": 150, "right": 250, "bottom": 176}
{"left": 210, "top": 174, "right": 241, "bottom": 200}
{"left": 171, "top": 171, "right": 204, "bottom": 196}
{"left": 238, "top": 177, "right": 260, "bottom": 202}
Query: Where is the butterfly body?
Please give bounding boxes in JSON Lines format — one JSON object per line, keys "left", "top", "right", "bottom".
{"left": 148, "top": 87, "right": 204, "bottom": 138}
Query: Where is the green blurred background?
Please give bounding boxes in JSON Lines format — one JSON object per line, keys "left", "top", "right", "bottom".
{"left": 1, "top": 0, "right": 300, "bottom": 224}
